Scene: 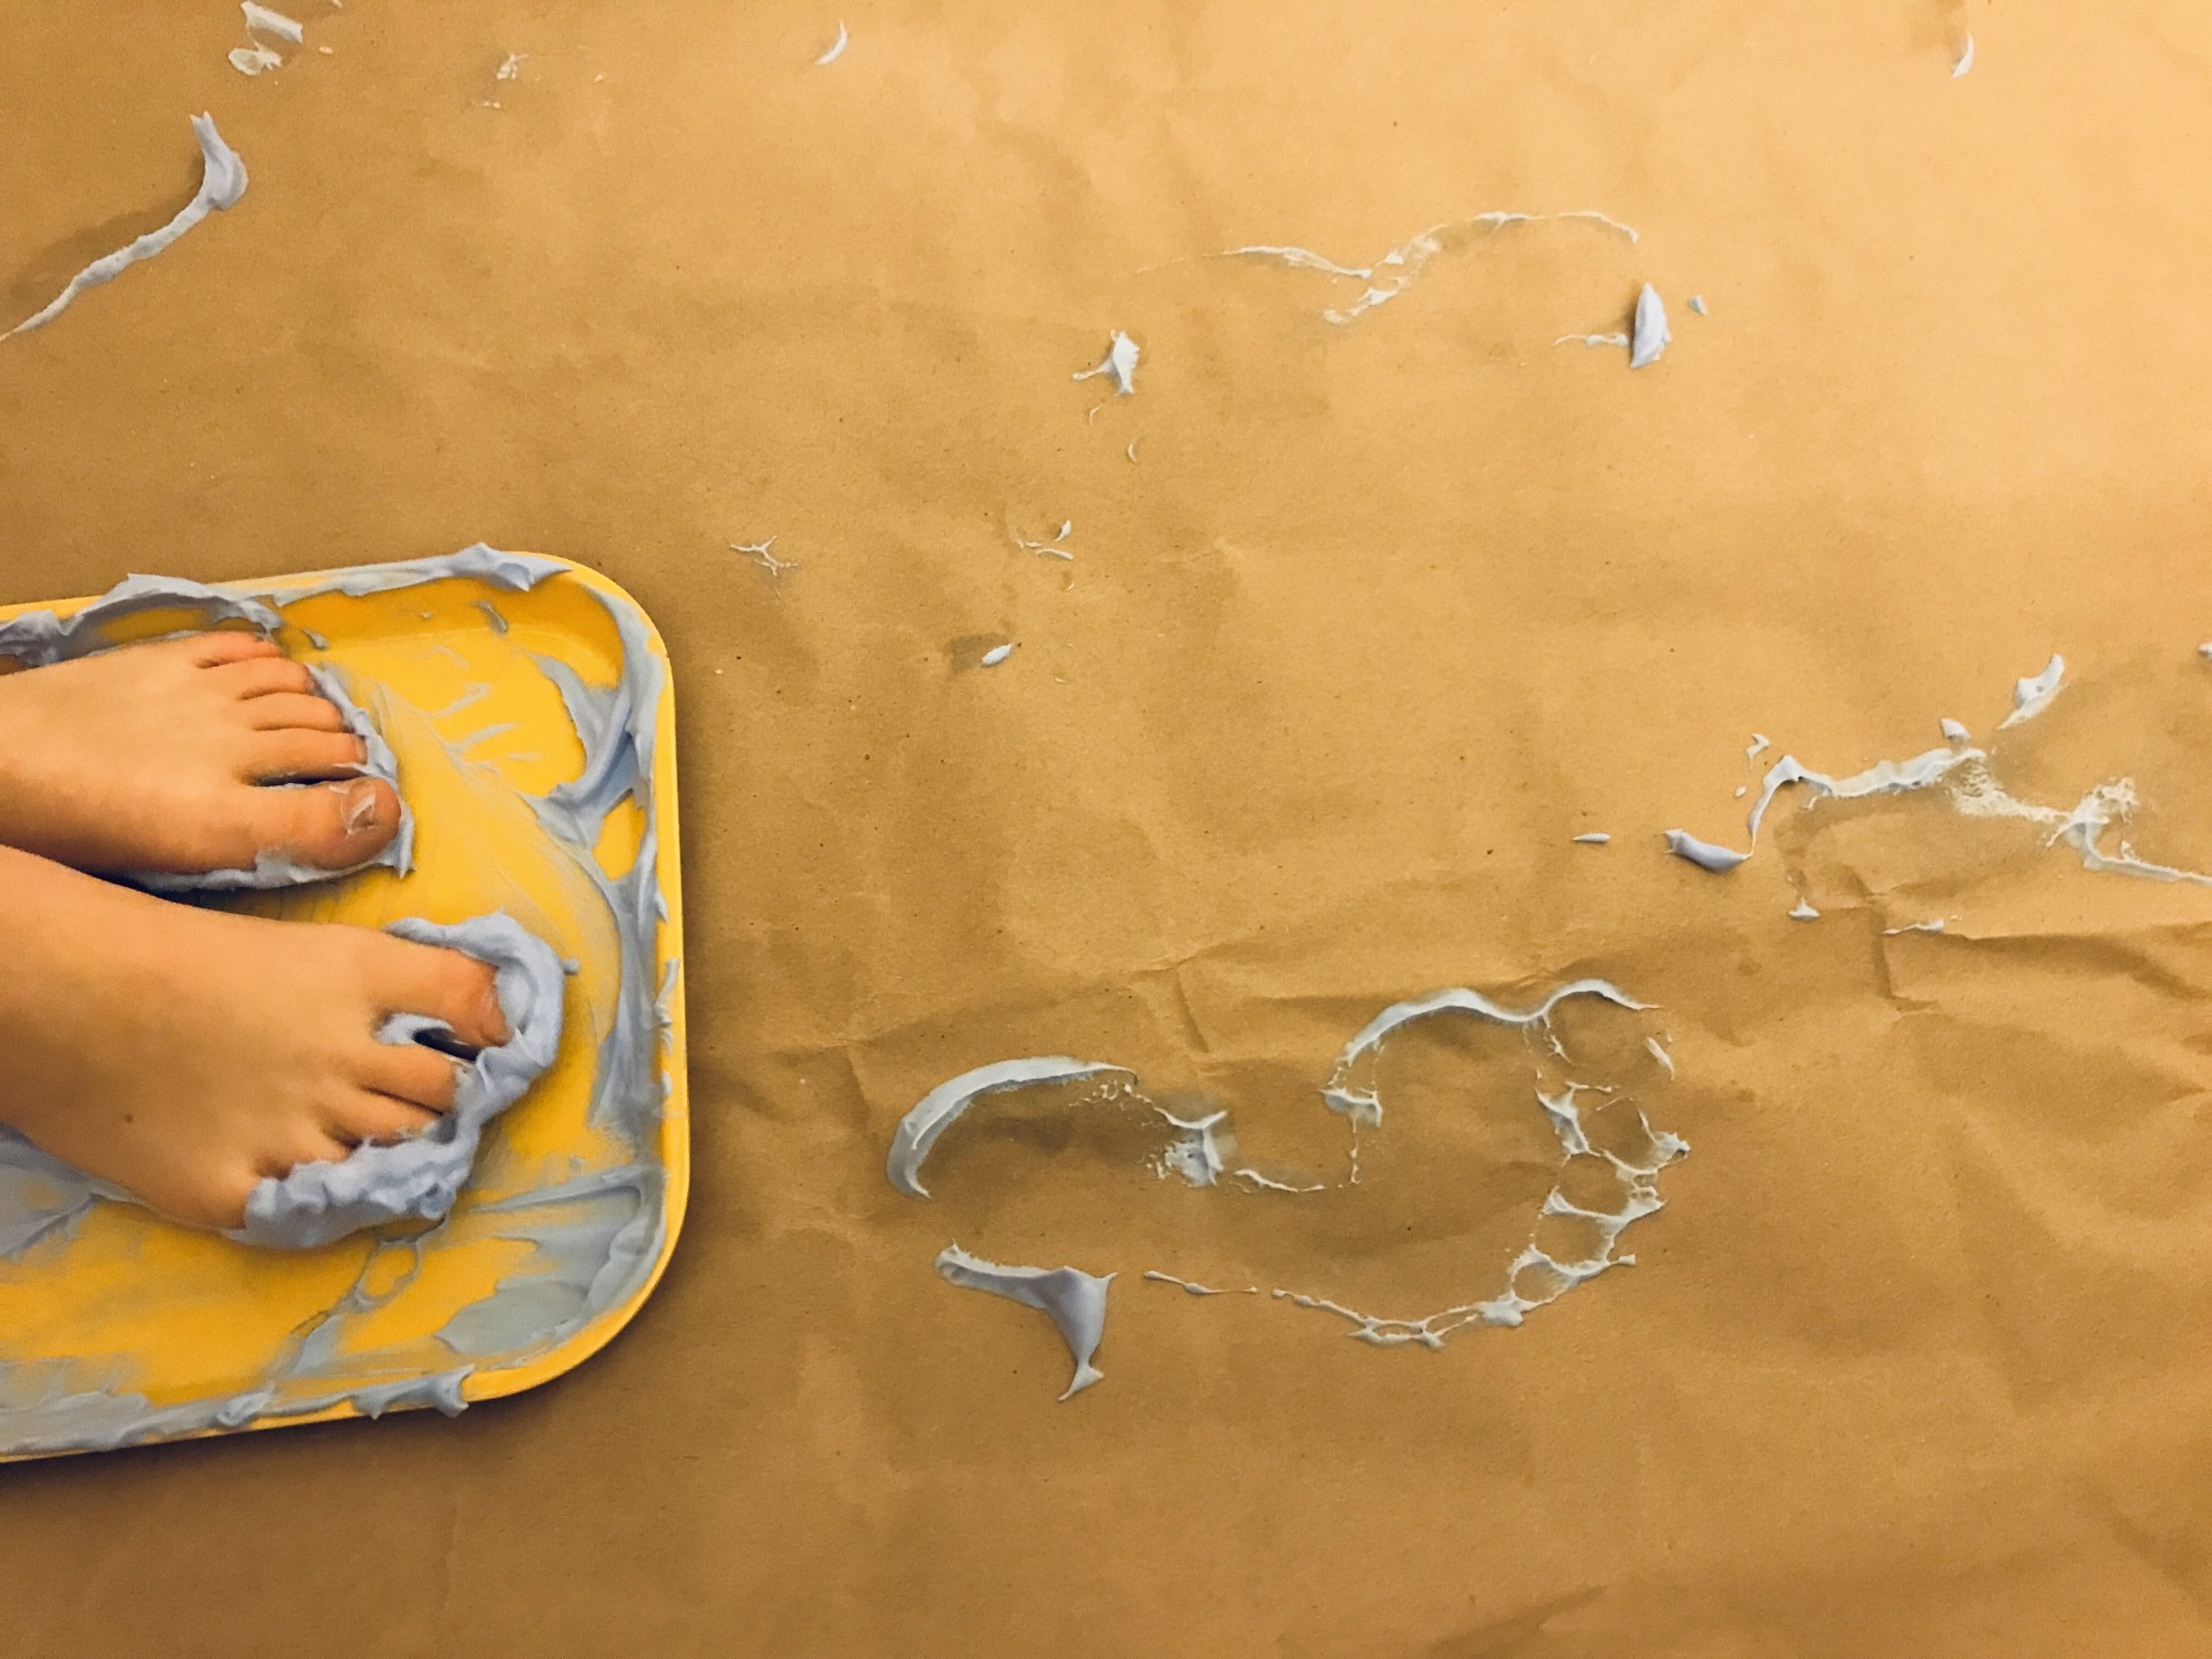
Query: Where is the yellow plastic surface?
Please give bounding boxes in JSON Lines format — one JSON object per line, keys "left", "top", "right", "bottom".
{"left": 0, "top": 556, "right": 688, "bottom": 1459}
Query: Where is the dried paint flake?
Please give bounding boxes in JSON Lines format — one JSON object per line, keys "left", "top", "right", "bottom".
{"left": 1688, "top": 295, "right": 1708, "bottom": 315}
{"left": 814, "top": 22, "right": 849, "bottom": 65}
{"left": 1572, "top": 831, "right": 1611, "bottom": 845}
{"left": 8, "top": 116, "right": 248, "bottom": 339}
{"left": 1953, "top": 33, "right": 1975, "bottom": 77}
{"left": 979, "top": 644, "right": 1015, "bottom": 667}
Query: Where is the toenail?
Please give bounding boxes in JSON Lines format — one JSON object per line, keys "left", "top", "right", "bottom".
{"left": 341, "top": 781, "right": 384, "bottom": 836}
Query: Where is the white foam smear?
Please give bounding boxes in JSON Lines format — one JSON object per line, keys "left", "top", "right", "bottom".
{"left": 1883, "top": 919, "right": 1946, "bottom": 936}
{"left": 937, "top": 1245, "right": 1110, "bottom": 1399}
{"left": 2196, "top": 642, "right": 2212, "bottom": 662}
{"left": 7, "top": 115, "right": 247, "bottom": 338}
{"left": 729, "top": 537, "right": 797, "bottom": 578}
{"left": 1630, "top": 283, "right": 1670, "bottom": 368}
{"left": 1231, "top": 1168, "right": 1325, "bottom": 1193}
{"left": 1996, "top": 778, "right": 2212, "bottom": 887}
{"left": 1745, "top": 747, "right": 1968, "bottom": 842}
{"left": 1573, "top": 831, "right": 1611, "bottom": 845}
{"left": 1072, "top": 331, "right": 1139, "bottom": 397}
{"left": 1224, "top": 210, "right": 1638, "bottom": 326}
{"left": 1942, "top": 717, "right": 1970, "bottom": 741}
{"left": 243, "top": 3, "right": 302, "bottom": 41}
{"left": 1555, "top": 332, "right": 1629, "bottom": 349}
{"left": 495, "top": 51, "right": 526, "bottom": 81}
{"left": 886, "top": 1059, "right": 1132, "bottom": 1198}
{"left": 889, "top": 978, "right": 1685, "bottom": 1376}
{"left": 1953, "top": 32, "right": 1975, "bottom": 78}
{"left": 1670, "top": 655, "right": 2212, "bottom": 891}
{"left": 1154, "top": 1109, "right": 1228, "bottom": 1187}
{"left": 1274, "top": 1063, "right": 1688, "bottom": 1347}
{"left": 814, "top": 21, "right": 849, "bottom": 65}
{"left": 230, "top": 3, "right": 304, "bottom": 74}
{"left": 1219, "top": 244, "right": 1377, "bottom": 280}
{"left": 1665, "top": 829, "right": 1751, "bottom": 872}
{"left": 1143, "top": 1270, "right": 1256, "bottom": 1296}
{"left": 1319, "top": 979, "right": 1650, "bottom": 1127}
{"left": 1999, "top": 653, "right": 2065, "bottom": 729}
{"left": 1748, "top": 734, "right": 1771, "bottom": 763}
{"left": 1014, "top": 520, "right": 1074, "bottom": 560}
{"left": 1672, "top": 745, "right": 1973, "bottom": 874}
{"left": 979, "top": 643, "right": 1014, "bottom": 667}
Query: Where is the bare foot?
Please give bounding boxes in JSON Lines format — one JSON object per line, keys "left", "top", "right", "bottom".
{"left": 0, "top": 631, "right": 401, "bottom": 880}
{"left": 0, "top": 846, "right": 509, "bottom": 1231}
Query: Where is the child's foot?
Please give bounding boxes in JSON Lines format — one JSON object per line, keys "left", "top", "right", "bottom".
{"left": 0, "top": 631, "right": 401, "bottom": 880}
{"left": 0, "top": 846, "right": 508, "bottom": 1231}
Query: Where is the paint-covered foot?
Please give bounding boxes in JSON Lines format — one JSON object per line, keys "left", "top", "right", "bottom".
{"left": 0, "top": 631, "right": 399, "bottom": 880}
{"left": 0, "top": 847, "right": 508, "bottom": 1230}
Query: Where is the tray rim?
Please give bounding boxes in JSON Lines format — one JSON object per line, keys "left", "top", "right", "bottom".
{"left": 0, "top": 550, "right": 690, "bottom": 1455}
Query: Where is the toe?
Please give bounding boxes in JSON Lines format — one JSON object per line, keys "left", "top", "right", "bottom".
{"left": 246, "top": 776, "right": 401, "bottom": 872}
{"left": 208, "top": 656, "right": 316, "bottom": 699}
{"left": 328, "top": 1088, "right": 443, "bottom": 1147}
{"left": 365, "top": 938, "right": 512, "bottom": 1050}
{"left": 243, "top": 729, "right": 369, "bottom": 783}
{"left": 355, "top": 1043, "right": 462, "bottom": 1113}
{"left": 183, "top": 631, "right": 283, "bottom": 669}
{"left": 253, "top": 1124, "right": 354, "bottom": 1180}
{"left": 243, "top": 691, "right": 349, "bottom": 734}
{"left": 162, "top": 1165, "right": 263, "bottom": 1233}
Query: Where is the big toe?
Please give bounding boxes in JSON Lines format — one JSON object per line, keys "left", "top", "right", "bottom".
{"left": 251, "top": 777, "right": 402, "bottom": 874}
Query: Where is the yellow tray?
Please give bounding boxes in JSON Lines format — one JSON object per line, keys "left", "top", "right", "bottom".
{"left": 0, "top": 551, "right": 688, "bottom": 1459}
